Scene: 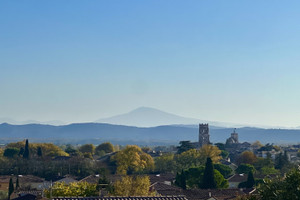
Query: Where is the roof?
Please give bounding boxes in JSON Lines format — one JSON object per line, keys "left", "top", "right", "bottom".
{"left": 12, "top": 194, "right": 36, "bottom": 200}
{"left": 79, "top": 175, "right": 100, "bottom": 184}
{"left": 51, "top": 196, "right": 188, "bottom": 200}
{"left": 227, "top": 174, "right": 247, "bottom": 183}
{"left": 151, "top": 182, "right": 182, "bottom": 193}
{"left": 181, "top": 189, "right": 247, "bottom": 200}
{"left": 149, "top": 174, "right": 175, "bottom": 185}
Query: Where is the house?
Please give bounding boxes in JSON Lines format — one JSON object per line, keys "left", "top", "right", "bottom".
{"left": 227, "top": 174, "right": 248, "bottom": 188}
{"left": 51, "top": 196, "right": 188, "bottom": 200}
{"left": 54, "top": 175, "right": 77, "bottom": 184}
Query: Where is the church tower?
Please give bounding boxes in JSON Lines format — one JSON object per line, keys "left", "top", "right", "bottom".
{"left": 199, "top": 123, "right": 210, "bottom": 147}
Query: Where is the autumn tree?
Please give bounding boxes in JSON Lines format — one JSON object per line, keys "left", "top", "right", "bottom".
{"left": 198, "top": 145, "right": 221, "bottom": 163}
{"left": 112, "top": 175, "right": 153, "bottom": 196}
{"left": 79, "top": 144, "right": 95, "bottom": 155}
{"left": 44, "top": 182, "right": 98, "bottom": 197}
{"left": 96, "top": 142, "right": 114, "bottom": 155}
{"left": 112, "top": 145, "right": 154, "bottom": 175}
{"left": 236, "top": 151, "right": 257, "bottom": 165}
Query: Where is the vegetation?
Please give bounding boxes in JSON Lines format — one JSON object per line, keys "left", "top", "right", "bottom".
{"left": 112, "top": 175, "right": 153, "bottom": 196}
{"left": 44, "top": 182, "right": 98, "bottom": 197}
{"left": 202, "top": 157, "right": 216, "bottom": 189}
{"left": 112, "top": 145, "right": 154, "bottom": 175}
{"left": 96, "top": 142, "right": 114, "bottom": 154}
{"left": 8, "top": 177, "right": 14, "bottom": 200}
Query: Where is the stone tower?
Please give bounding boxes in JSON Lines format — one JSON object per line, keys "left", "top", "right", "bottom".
{"left": 199, "top": 123, "right": 210, "bottom": 147}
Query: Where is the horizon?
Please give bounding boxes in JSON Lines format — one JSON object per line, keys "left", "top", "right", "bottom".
{"left": 1, "top": 1, "right": 300, "bottom": 127}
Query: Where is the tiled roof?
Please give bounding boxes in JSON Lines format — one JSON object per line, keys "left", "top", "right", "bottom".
{"left": 149, "top": 174, "right": 175, "bottom": 185}
{"left": 227, "top": 174, "right": 247, "bottom": 183}
{"left": 52, "top": 196, "right": 188, "bottom": 200}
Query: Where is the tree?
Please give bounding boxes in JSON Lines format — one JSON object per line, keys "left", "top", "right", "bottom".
{"left": 8, "top": 177, "right": 14, "bottom": 199}
{"left": 23, "top": 139, "right": 30, "bottom": 159}
{"left": 275, "top": 151, "right": 289, "bottom": 170}
{"left": 175, "top": 166, "right": 228, "bottom": 189}
{"left": 175, "top": 169, "right": 187, "bottom": 189}
{"left": 236, "top": 151, "right": 257, "bottom": 165}
{"left": 202, "top": 157, "right": 216, "bottom": 189}
{"left": 198, "top": 145, "right": 221, "bottom": 163}
{"left": 177, "top": 141, "right": 195, "bottom": 154}
{"left": 258, "top": 168, "right": 300, "bottom": 200}
{"left": 246, "top": 170, "right": 255, "bottom": 188}
{"left": 112, "top": 145, "right": 154, "bottom": 175}
{"left": 3, "top": 148, "right": 19, "bottom": 158}
{"left": 112, "top": 175, "right": 153, "bottom": 196}
{"left": 236, "top": 164, "right": 255, "bottom": 174}
{"left": 79, "top": 144, "right": 95, "bottom": 155}
{"left": 214, "top": 163, "right": 233, "bottom": 178}
{"left": 155, "top": 153, "right": 176, "bottom": 173}
{"left": 44, "top": 182, "right": 98, "bottom": 197}
{"left": 174, "top": 149, "right": 202, "bottom": 171}
{"left": 96, "top": 142, "right": 114, "bottom": 155}
{"left": 16, "top": 176, "right": 19, "bottom": 190}
{"left": 37, "top": 146, "right": 43, "bottom": 157}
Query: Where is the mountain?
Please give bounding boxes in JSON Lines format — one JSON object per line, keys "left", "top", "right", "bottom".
{"left": 0, "top": 118, "right": 65, "bottom": 126}
{"left": 96, "top": 107, "right": 244, "bottom": 127}
{"left": 1, "top": 122, "right": 300, "bottom": 145}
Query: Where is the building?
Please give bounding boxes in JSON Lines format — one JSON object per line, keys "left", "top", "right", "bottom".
{"left": 226, "top": 129, "right": 239, "bottom": 147}
{"left": 199, "top": 124, "right": 210, "bottom": 147}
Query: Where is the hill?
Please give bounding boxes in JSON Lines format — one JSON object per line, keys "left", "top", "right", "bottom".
{"left": 0, "top": 123, "right": 300, "bottom": 145}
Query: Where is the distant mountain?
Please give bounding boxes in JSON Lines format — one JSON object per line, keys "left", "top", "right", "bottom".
{"left": 96, "top": 107, "right": 243, "bottom": 127}
{"left": 0, "top": 118, "right": 65, "bottom": 126}
{"left": 0, "top": 122, "right": 300, "bottom": 145}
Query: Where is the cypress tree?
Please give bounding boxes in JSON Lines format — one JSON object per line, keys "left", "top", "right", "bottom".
{"left": 16, "top": 176, "right": 19, "bottom": 190}
{"left": 37, "top": 146, "right": 43, "bottom": 157}
{"left": 8, "top": 177, "right": 14, "bottom": 199}
{"left": 202, "top": 157, "right": 216, "bottom": 189}
{"left": 23, "top": 139, "right": 29, "bottom": 159}
{"left": 246, "top": 171, "right": 255, "bottom": 188}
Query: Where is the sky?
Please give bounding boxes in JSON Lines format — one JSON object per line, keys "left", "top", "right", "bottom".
{"left": 1, "top": 1, "right": 300, "bottom": 127}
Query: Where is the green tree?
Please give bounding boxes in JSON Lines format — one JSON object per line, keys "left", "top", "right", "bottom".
{"left": 8, "top": 177, "right": 14, "bottom": 199}
{"left": 155, "top": 153, "right": 176, "bottom": 173}
{"left": 16, "top": 176, "right": 19, "bottom": 190}
{"left": 246, "top": 171, "right": 255, "bottom": 188}
{"left": 236, "top": 164, "right": 255, "bottom": 174}
{"left": 79, "top": 144, "right": 95, "bottom": 155}
{"left": 37, "top": 146, "right": 43, "bottom": 157}
{"left": 3, "top": 148, "right": 19, "bottom": 158}
{"left": 175, "top": 169, "right": 187, "bottom": 189}
{"left": 23, "top": 139, "right": 30, "bottom": 159}
{"left": 258, "top": 168, "right": 300, "bottom": 200}
{"left": 202, "top": 157, "right": 216, "bottom": 189}
{"left": 96, "top": 142, "right": 114, "bottom": 154}
{"left": 214, "top": 163, "right": 233, "bottom": 178}
{"left": 177, "top": 141, "right": 195, "bottom": 154}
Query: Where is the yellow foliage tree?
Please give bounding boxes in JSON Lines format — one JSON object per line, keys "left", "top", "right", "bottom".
{"left": 113, "top": 175, "right": 153, "bottom": 196}
{"left": 175, "top": 145, "right": 221, "bottom": 171}
{"left": 112, "top": 145, "right": 154, "bottom": 175}
{"left": 7, "top": 141, "right": 69, "bottom": 157}
{"left": 44, "top": 181, "right": 98, "bottom": 197}
{"left": 198, "top": 145, "right": 222, "bottom": 163}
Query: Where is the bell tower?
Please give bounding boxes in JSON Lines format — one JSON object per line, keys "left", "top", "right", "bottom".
{"left": 199, "top": 123, "right": 210, "bottom": 147}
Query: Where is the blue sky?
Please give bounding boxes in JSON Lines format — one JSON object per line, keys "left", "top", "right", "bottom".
{"left": 1, "top": 1, "right": 300, "bottom": 127}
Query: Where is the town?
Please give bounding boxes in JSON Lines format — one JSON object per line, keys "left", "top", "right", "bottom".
{"left": 1, "top": 124, "right": 300, "bottom": 200}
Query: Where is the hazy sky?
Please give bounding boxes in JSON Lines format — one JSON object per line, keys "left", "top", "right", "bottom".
{"left": 1, "top": 1, "right": 300, "bottom": 127}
